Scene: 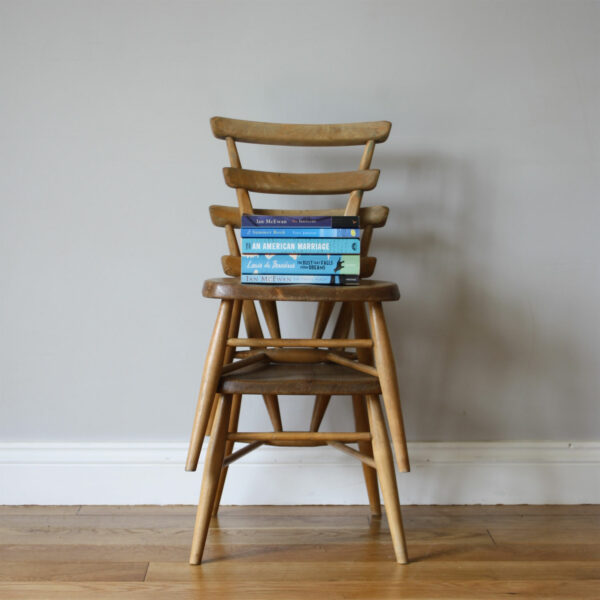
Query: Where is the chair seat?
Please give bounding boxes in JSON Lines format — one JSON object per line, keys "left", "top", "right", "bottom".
{"left": 203, "top": 277, "right": 400, "bottom": 302}
{"left": 218, "top": 362, "right": 382, "bottom": 395}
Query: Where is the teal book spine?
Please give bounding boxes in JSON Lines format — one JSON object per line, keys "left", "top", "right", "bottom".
{"left": 241, "top": 238, "right": 360, "bottom": 254}
{"left": 242, "top": 254, "right": 360, "bottom": 275}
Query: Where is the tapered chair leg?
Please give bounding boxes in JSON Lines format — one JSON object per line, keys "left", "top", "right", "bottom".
{"left": 206, "top": 300, "right": 243, "bottom": 436}
{"left": 189, "top": 394, "right": 233, "bottom": 565}
{"left": 368, "top": 301, "right": 410, "bottom": 472}
{"left": 351, "top": 301, "right": 382, "bottom": 513}
{"left": 212, "top": 393, "right": 242, "bottom": 516}
{"left": 263, "top": 394, "right": 283, "bottom": 431}
{"left": 308, "top": 302, "right": 353, "bottom": 432}
{"left": 365, "top": 394, "right": 408, "bottom": 564}
{"left": 352, "top": 395, "right": 381, "bottom": 516}
{"left": 186, "top": 300, "right": 233, "bottom": 472}
{"left": 309, "top": 395, "right": 331, "bottom": 431}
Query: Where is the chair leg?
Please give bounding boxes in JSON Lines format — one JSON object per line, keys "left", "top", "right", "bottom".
{"left": 351, "top": 301, "right": 382, "bottom": 511}
{"left": 206, "top": 300, "right": 243, "bottom": 436}
{"left": 211, "top": 393, "right": 242, "bottom": 516}
{"left": 309, "top": 395, "right": 331, "bottom": 431}
{"left": 263, "top": 394, "right": 283, "bottom": 431}
{"left": 352, "top": 395, "right": 381, "bottom": 516}
{"left": 189, "top": 394, "right": 233, "bottom": 565}
{"left": 308, "top": 302, "right": 353, "bottom": 432}
{"left": 186, "top": 299, "right": 233, "bottom": 472}
{"left": 243, "top": 299, "right": 284, "bottom": 433}
{"left": 312, "top": 301, "right": 335, "bottom": 338}
{"left": 368, "top": 301, "right": 410, "bottom": 472}
{"left": 365, "top": 394, "right": 408, "bottom": 564}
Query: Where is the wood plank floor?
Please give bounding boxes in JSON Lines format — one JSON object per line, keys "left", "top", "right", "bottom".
{"left": 0, "top": 505, "right": 599, "bottom": 599}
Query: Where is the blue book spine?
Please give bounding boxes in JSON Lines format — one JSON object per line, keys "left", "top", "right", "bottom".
{"left": 241, "top": 215, "right": 359, "bottom": 228}
{"left": 241, "top": 238, "right": 360, "bottom": 254}
{"left": 242, "top": 254, "right": 360, "bottom": 275}
{"left": 241, "top": 227, "right": 359, "bottom": 239}
{"left": 241, "top": 274, "right": 359, "bottom": 285}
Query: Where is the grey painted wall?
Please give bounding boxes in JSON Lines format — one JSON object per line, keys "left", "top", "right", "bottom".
{"left": 1, "top": 0, "right": 598, "bottom": 443}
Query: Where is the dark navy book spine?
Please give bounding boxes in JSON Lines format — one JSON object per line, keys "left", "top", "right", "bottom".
{"left": 241, "top": 214, "right": 359, "bottom": 228}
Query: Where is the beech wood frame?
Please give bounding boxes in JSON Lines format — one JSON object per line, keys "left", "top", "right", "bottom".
{"left": 186, "top": 117, "right": 409, "bottom": 565}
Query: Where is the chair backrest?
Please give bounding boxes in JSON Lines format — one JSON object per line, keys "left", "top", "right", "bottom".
{"left": 209, "top": 117, "right": 391, "bottom": 278}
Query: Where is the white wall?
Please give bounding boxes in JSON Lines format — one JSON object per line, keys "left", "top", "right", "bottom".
{"left": 1, "top": 1, "right": 599, "bottom": 503}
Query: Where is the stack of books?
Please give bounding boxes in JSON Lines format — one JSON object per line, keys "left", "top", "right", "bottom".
{"left": 240, "top": 214, "right": 361, "bottom": 285}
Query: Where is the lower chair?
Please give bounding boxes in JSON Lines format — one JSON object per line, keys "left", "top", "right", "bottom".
{"left": 186, "top": 278, "right": 410, "bottom": 564}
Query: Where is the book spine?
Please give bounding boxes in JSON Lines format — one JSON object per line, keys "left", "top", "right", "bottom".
{"left": 241, "top": 274, "right": 359, "bottom": 285}
{"left": 242, "top": 254, "right": 360, "bottom": 275}
{"left": 241, "top": 215, "right": 359, "bottom": 228}
{"left": 241, "top": 238, "right": 360, "bottom": 254}
{"left": 240, "top": 227, "right": 359, "bottom": 239}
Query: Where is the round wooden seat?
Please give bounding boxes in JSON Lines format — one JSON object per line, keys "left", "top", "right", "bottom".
{"left": 202, "top": 277, "right": 400, "bottom": 302}
{"left": 219, "top": 362, "right": 382, "bottom": 395}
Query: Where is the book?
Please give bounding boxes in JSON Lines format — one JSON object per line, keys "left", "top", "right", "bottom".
{"left": 241, "top": 227, "right": 359, "bottom": 239}
{"left": 241, "top": 214, "right": 359, "bottom": 228}
{"left": 241, "top": 274, "right": 359, "bottom": 285}
{"left": 241, "top": 238, "right": 360, "bottom": 254}
{"left": 242, "top": 254, "right": 360, "bottom": 275}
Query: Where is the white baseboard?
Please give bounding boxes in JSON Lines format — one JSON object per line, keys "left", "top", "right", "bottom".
{"left": 1, "top": 441, "right": 598, "bottom": 505}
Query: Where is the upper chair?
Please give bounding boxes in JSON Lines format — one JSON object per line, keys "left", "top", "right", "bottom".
{"left": 207, "top": 116, "right": 392, "bottom": 283}
{"left": 186, "top": 117, "right": 410, "bottom": 565}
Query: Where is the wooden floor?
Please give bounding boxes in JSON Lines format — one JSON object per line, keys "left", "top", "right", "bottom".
{"left": 0, "top": 505, "right": 599, "bottom": 599}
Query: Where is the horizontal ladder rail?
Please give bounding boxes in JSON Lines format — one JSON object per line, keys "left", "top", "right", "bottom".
{"left": 227, "top": 338, "right": 372, "bottom": 348}
{"left": 228, "top": 432, "right": 371, "bottom": 443}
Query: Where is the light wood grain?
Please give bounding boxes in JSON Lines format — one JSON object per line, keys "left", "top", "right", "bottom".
{"left": 345, "top": 140, "right": 375, "bottom": 215}
{"left": 190, "top": 396, "right": 233, "bottom": 564}
{"left": 5, "top": 539, "right": 600, "bottom": 564}
{"left": 326, "top": 351, "right": 378, "bottom": 376}
{"left": 211, "top": 117, "right": 391, "bottom": 146}
{"left": 218, "top": 362, "right": 381, "bottom": 395}
{"left": 311, "top": 301, "right": 335, "bottom": 338}
{"left": 2, "top": 579, "right": 600, "bottom": 599}
{"left": 227, "top": 432, "right": 371, "bottom": 443}
{"left": 0, "top": 561, "right": 148, "bottom": 582}
{"left": 366, "top": 394, "right": 408, "bottom": 563}
{"left": 212, "top": 394, "right": 242, "bottom": 515}
{"left": 368, "top": 301, "right": 410, "bottom": 472}
{"left": 352, "top": 395, "right": 381, "bottom": 516}
{"left": 223, "top": 167, "right": 379, "bottom": 195}
{"left": 185, "top": 300, "right": 233, "bottom": 471}
{"left": 225, "top": 137, "right": 252, "bottom": 213}
{"left": 204, "top": 277, "right": 398, "bottom": 302}
{"left": 147, "top": 560, "right": 600, "bottom": 582}
{"left": 227, "top": 337, "right": 372, "bottom": 348}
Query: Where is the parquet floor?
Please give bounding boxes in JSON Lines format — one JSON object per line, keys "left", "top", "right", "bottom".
{"left": 0, "top": 505, "right": 599, "bottom": 598}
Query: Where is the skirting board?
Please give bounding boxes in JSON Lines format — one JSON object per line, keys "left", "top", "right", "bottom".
{"left": 0, "top": 441, "right": 599, "bottom": 505}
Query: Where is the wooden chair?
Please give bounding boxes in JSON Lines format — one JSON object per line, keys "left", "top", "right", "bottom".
{"left": 186, "top": 117, "right": 410, "bottom": 564}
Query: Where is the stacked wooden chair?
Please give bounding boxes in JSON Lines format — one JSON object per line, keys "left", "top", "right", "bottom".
{"left": 186, "top": 117, "right": 410, "bottom": 564}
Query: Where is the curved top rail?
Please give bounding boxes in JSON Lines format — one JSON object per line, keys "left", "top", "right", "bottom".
{"left": 211, "top": 117, "right": 391, "bottom": 146}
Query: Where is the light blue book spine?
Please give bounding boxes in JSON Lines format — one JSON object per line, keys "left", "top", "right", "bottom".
{"left": 241, "top": 227, "right": 359, "bottom": 239}
{"left": 242, "top": 254, "right": 360, "bottom": 275}
{"left": 241, "top": 274, "right": 359, "bottom": 285}
{"left": 241, "top": 238, "right": 360, "bottom": 254}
